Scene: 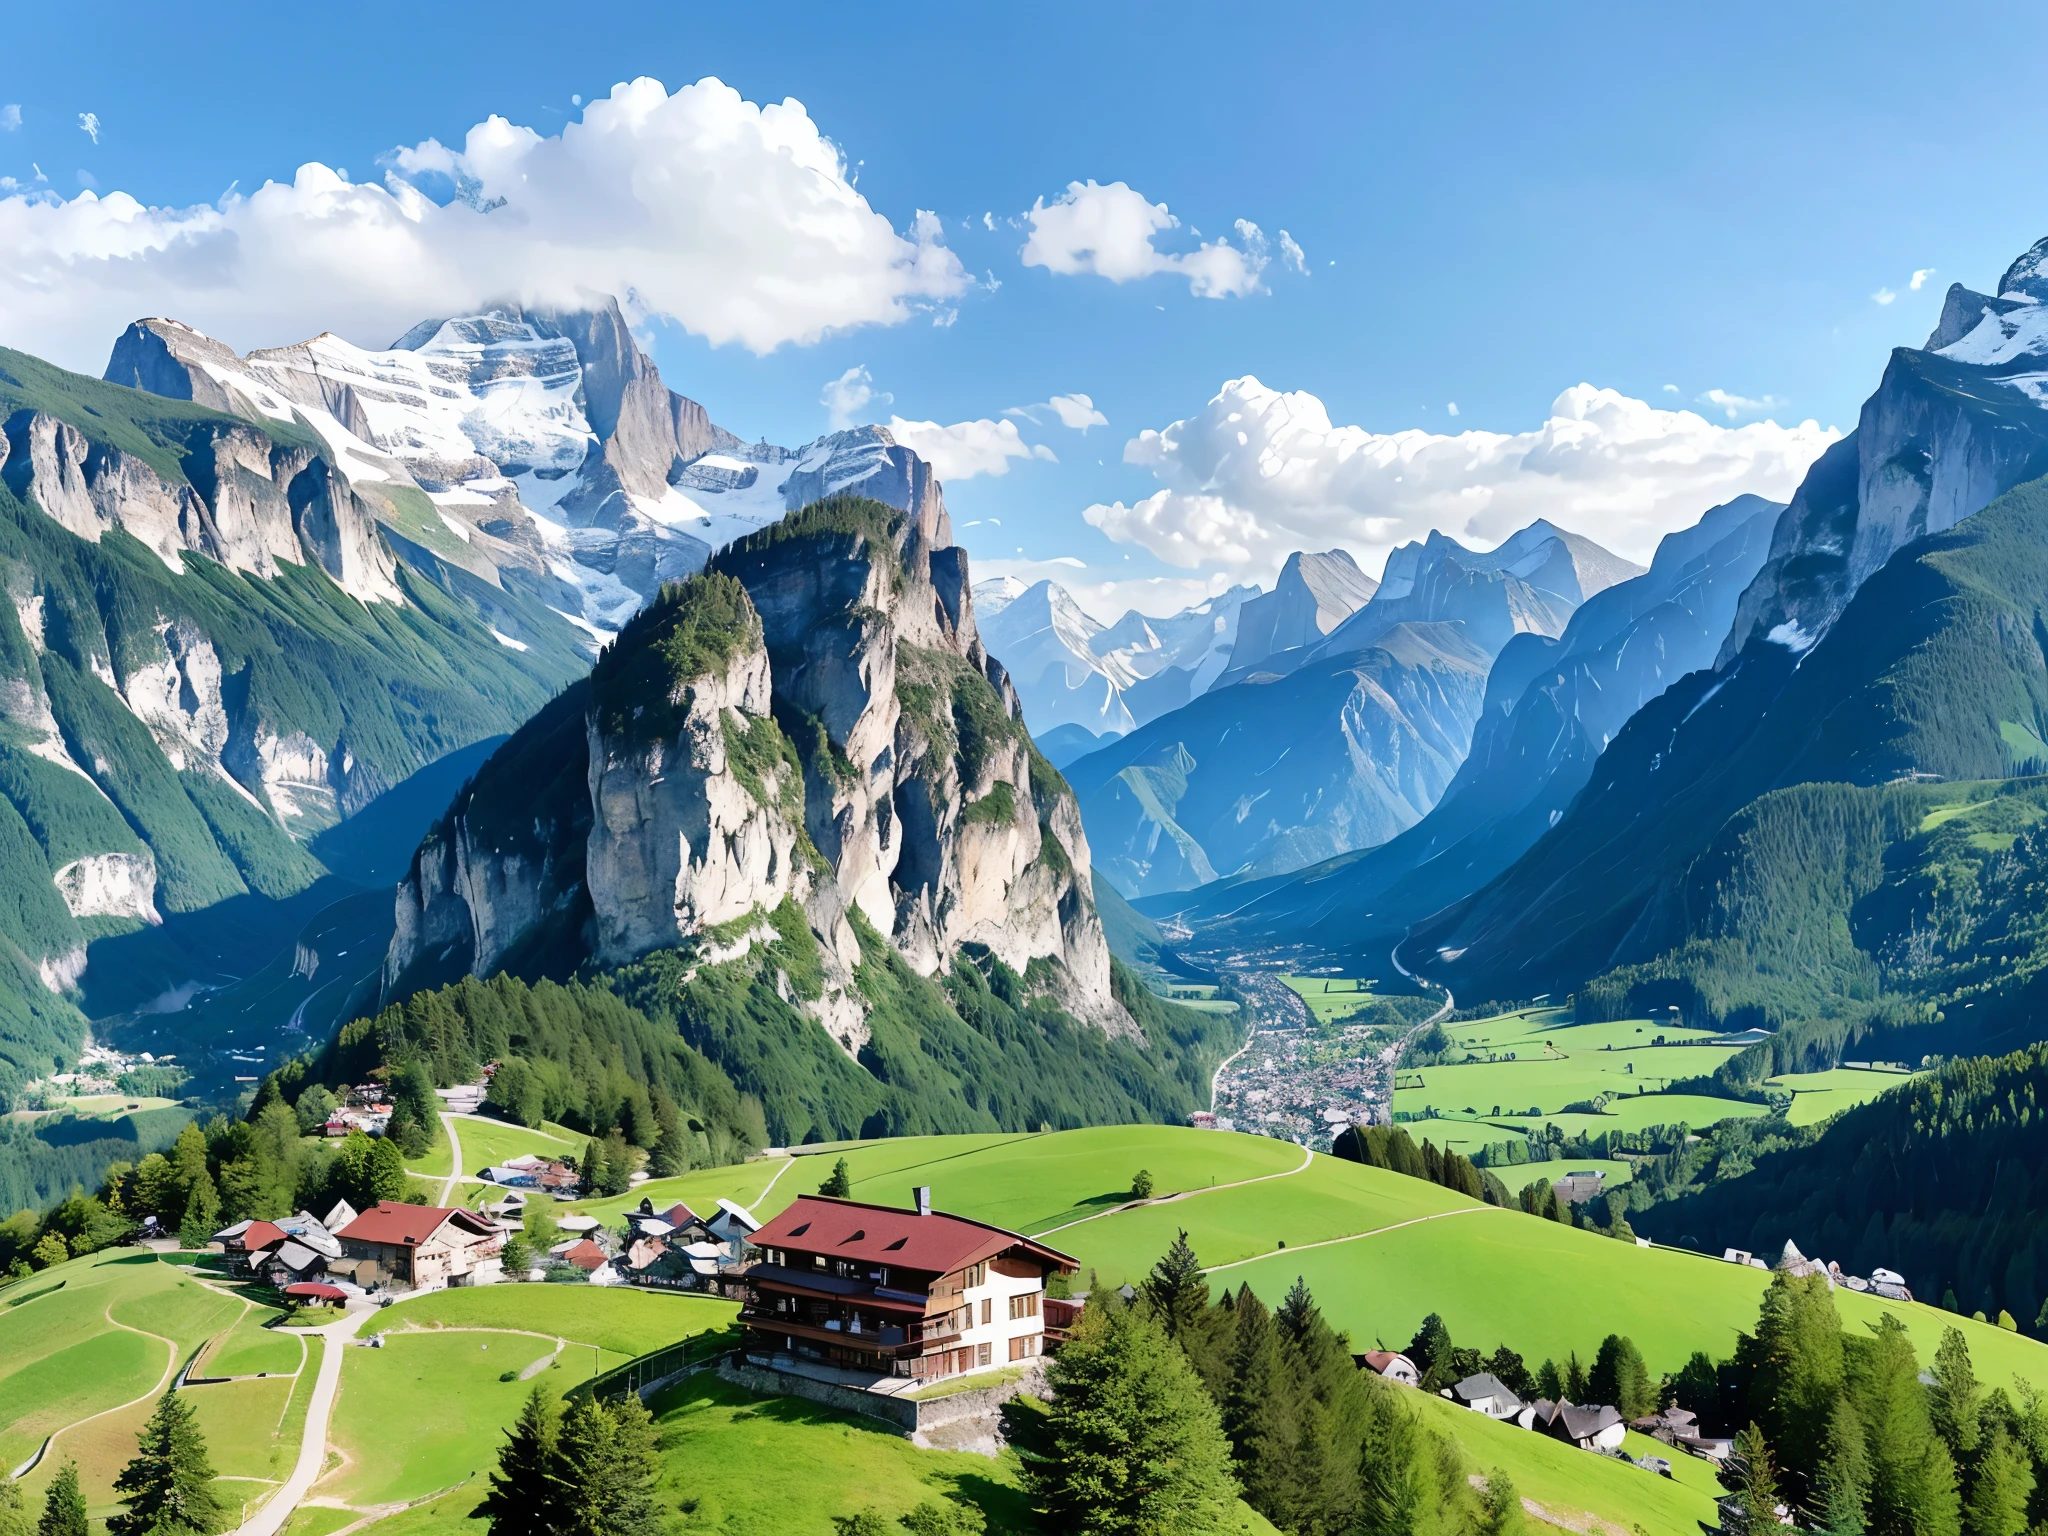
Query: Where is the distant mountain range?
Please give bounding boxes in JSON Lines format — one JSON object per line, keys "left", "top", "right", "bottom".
{"left": 973, "top": 576, "right": 1253, "bottom": 735}
{"left": 1054, "top": 519, "right": 1640, "bottom": 896}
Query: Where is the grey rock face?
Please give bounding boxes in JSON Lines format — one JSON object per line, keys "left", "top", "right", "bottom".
{"left": 386, "top": 498, "right": 1131, "bottom": 1045}
{"left": 1222, "top": 549, "right": 1378, "bottom": 680}
{"left": 1722, "top": 239, "right": 2048, "bottom": 661}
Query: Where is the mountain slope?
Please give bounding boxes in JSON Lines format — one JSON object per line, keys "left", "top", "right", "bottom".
{"left": 1158, "top": 494, "right": 1781, "bottom": 952}
{"left": 1064, "top": 621, "right": 1494, "bottom": 895}
{"left": 0, "top": 345, "right": 590, "bottom": 1106}
{"left": 1214, "top": 549, "right": 1376, "bottom": 683}
{"left": 1406, "top": 469, "right": 2048, "bottom": 1007}
{"left": 374, "top": 495, "right": 1242, "bottom": 1140}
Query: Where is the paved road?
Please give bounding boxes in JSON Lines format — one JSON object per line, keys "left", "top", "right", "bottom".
{"left": 230, "top": 1310, "right": 359, "bottom": 1536}
{"left": 437, "top": 1114, "right": 464, "bottom": 1204}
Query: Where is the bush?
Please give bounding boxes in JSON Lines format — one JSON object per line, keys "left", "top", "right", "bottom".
{"left": 1131, "top": 1168, "right": 1155, "bottom": 1200}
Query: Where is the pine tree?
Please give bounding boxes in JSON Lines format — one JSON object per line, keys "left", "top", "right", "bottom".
{"left": 599, "top": 1132, "right": 634, "bottom": 1197}
{"left": 0, "top": 1470, "right": 29, "bottom": 1536}
{"left": 1405, "top": 1314, "right": 1452, "bottom": 1381}
{"left": 1734, "top": 1423, "right": 1780, "bottom": 1531}
{"left": 473, "top": 1385, "right": 562, "bottom": 1536}
{"left": 1141, "top": 1231, "right": 1210, "bottom": 1344}
{"left": 110, "top": 1390, "right": 226, "bottom": 1536}
{"left": 1850, "top": 1314, "right": 1960, "bottom": 1536}
{"left": 1928, "top": 1326, "right": 1981, "bottom": 1461}
{"left": 1220, "top": 1287, "right": 1299, "bottom": 1527}
{"left": 1816, "top": 1397, "right": 1869, "bottom": 1536}
{"left": 1026, "top": 1297, "right": 1240, "bottom": 1535}
{"left": 1751, "top": 1271, "right": 1846, "bottom": 1497}
{"left": 368, "top": 1138, "right": 408, "bottom": 1202}
{"left": 35, "top": 1464, "right": 85, "bottom": 1536}
{"left": 818, "top": 1158, "right": 852, "bottom": 1198}
{"left": 580, "top": 1140, "right": 609, "bottom": 1196}
{"left": 177, "top": 1172, "right": 219, "bottom": 1252}
{"left": 1271, "top": 1278, "right": 1366, "bottom": 1532}
{"left": 552, "top": 1395, "right": 663, "bottom": 1536}
{"left": 1588, "top": 1334, "right": 1653, "bottom": 1420}
{"left": 1357, "top": 1378, "right": 1445, "bottom": 1536}
{"left": 1563, "top": 1351, "right": 1589, "bottom": 1404}
{"left": 1962, "top": 1424, "right": 2032, "bottom": 1536}
{"left": 1485, "top": 1346, "right": 1532, "bottom": 1397}
{"left": 646, "top": 1092, "right": 687, "bottom": 1179}
{"left": 1533, "top": 1359, "right": 1562, "bottom": 1401}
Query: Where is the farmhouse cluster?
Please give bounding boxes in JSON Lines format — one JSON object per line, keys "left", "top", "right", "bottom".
{"left": 1722, "top": 1239, "right": 1913, "bottom": 1300}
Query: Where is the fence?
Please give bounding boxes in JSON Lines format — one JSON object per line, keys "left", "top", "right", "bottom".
{"left": 586, "top": 1328, "right": 739, "bottom": 1402}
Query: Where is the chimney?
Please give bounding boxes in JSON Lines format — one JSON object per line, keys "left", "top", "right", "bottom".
{"left": 914, "top": 1186, "right": 931, "bottom": 1217}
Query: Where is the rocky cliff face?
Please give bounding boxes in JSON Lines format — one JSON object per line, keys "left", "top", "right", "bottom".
{"left": 1217, "top": 549, "right": 1378, "bottom": 682}
{"left": 386, "top": 496, "right": 1130, "bottom": 1045}
{"left": 1721, "top": 237, "right": 2048, "bottom": 660}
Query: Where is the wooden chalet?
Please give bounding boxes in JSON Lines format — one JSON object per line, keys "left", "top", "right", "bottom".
{"left": 333, "top": 1201, "right": 503, "bottom": 1289}
{"left": 741, "top": 1190, "right": 1076, "bottom": 1381}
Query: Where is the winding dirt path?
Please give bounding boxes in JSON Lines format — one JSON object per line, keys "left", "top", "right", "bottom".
{"left": 226, "top": 1310, "right": 357, "bottom": 1536}
{"left": 437, "top": 1115, "right": 464, "bottom": 1205}
{"left": 1199, "top": 1204, "right": 1501, "bottom": 1276}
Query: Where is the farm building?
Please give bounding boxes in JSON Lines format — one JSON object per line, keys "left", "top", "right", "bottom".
{"left": 741, "top": 1188, "right": 1076, "bottom": 1382}
{"left": 334, "top": 1201, "right": 503, "bottom": 1290}
{"left": 1449, "top": 1372, "right": 1523, "bottom": 1418}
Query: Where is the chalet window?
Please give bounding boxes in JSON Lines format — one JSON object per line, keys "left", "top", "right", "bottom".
{"left": 1008, "top": 1292, "right": 1040, "bottom": 1320}
{"left": 1008, "top": 1333, "right": 1041, "bottom": 1361}
{"left": 962, "top": 1261, "right": 987, "bottom": 1288}
{"left": 977, "top": 1342, "right": 992, "bottom": 1367}
{"left": 981, "top": 1298, "right": 992, "bottom": 1326}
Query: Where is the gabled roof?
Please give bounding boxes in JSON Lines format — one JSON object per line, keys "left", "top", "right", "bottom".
{"left": 562, "top": 1239, "right": 609, "bottom": 1270}
{"left": 1551, "top": 1403, "right": 1623, "bottom": 1440}
{"left": 750, "top": 1195, "right": 1077, "bottom": 1276}
{"left": 337, "top": 1201, "right": 495, "bottom": 1248}
{"left": 237, "top": 1221, "right": 290, "bottom": 1253}
{"left": 1452, "top": 1372, "right": 1517, "bottom": 1405}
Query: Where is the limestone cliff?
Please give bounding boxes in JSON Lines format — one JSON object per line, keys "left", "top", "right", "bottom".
{"left": 386, "top": 495, "right": 1130, "bottom": 1044}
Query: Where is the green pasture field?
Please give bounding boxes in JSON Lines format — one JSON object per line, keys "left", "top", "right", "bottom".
{"left": 1439, "top": 1012, "right": 1719, "bottom": 1054}
{"left": 0, "top": 1249, "right": 241, "bottom": 1470}
{"left": 445, "top": 1114, "right": 583, "bottom": 1177}
{"left": 645, "top": 1373, "right": 1281, "bottom": 1536}
{"left": 4, "top": 1094, "right": 182, "bottom": 1124}
{"left": 559, "top": 1155, "right": 796, "bottom": 1227}
{"left": 1394, "top": 1048, "right": 1741, "bottom": 1121}
{"left": 202, "top": 1307, "right": 303, "bottom": 1377}
{"left": 1412, "top": 1393, "right": 1718, "bottom": 1536}
{"left": 184, "top": 1374, "right": 298, "bottom": 1480}
{"left": 1481, "top": 1094, "right": 1770, "bottom": 1140}
{"left": 284, "top": 1506, "right": 364, "bottom": 1536}
{"left": 1387, "top": 1116, "right": 1530, "bottom": 1156}
{"left": 1768, "top": 1065, "right": 1924, "bottom": 1126}
{"left": 369, "top": 1284, "right": 737, "bottom": 1357}
{"left": 320, "top": 1330, "right": 630, "bottom": 1507}
{"left": 401, "top": 1115, "right": 457, "bottom": 1180}
{"left": 1279, "top": 974, "right": 1407, "bottom": 1025}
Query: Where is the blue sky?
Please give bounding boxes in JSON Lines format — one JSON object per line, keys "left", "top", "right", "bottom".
{"left": 3, "top": 1, "right": 2042, "bottom": 617}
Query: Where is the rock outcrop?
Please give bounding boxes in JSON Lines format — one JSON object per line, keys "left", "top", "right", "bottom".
{"left": 386, "top": 495, "right": 1130, "bottom": 1044}
{"left": 1722, "top": 236, "right": 2048, "bottom": 660}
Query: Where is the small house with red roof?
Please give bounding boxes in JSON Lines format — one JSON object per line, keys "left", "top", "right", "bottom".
{"left": 741, "top": 1189, "right": 1076, "bottom": 1382}
{"left": 334, "top": 1201, "right": 503, "bottom": 1290}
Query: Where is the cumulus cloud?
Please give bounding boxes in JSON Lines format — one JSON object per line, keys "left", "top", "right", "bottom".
{"left": 1911, "top": 268, "right": 1937, "bottom": 290}
{"left": 1279, "top": 230, "right": 1307, "bottom": 275}
{"left": 77, "top": 112, "right": 100, "bottom": 145}
{"left": 0, "top": 77, "right": 970, "bottom": 370}
{"left": 1006, "top": 392, "right": 1107, "bottom": 432}
{"left": 1020, "top": 180, "right": 1267, "bottom": 298}
{"left": 885, "top": 415, "right": 1056, "bottom": 482}
{"left": 1873, "top": 286, "right": 1897, "bottom": 306}
{"left": 1083, "top": 376, "right": 1837, "bottom": 581}
{"left": 1697, "top": 387, "right": 1786, "bottom": 420}
{"left": 822, "top": 365, "right": 889, "bottom": 430}
{"left": 0, "top": 106, "right": 20, "bottom": 132}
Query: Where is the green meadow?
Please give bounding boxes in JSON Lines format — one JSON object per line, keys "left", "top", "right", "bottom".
{"left": 369, "top": 1284, "right": 736, "bottom": 1357}
{"left": 445, "top": 1115, "right": 585, "bottom": 1177}
{"left": 1768, "top": 1064, "right": 1925, "bottom": 1126}
{"left": 202, "top": 1307, "right": 305, "bottom": 1377}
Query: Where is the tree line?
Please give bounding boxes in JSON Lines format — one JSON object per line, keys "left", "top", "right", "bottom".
{"left": 0, "top": 1389, "right": 224, "bottom": 1536}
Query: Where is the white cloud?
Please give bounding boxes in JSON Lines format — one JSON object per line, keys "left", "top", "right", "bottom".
{"left": 884, "top": 415, "right": 1056, "bottom": 482}
{"left": 1279, "top": 230, "right": 1307, "bottom": 275}
{"left": 1662, "top": 384, "right": 1680, "bottom": 394}
{"left": 1697, "top": 387, "right": 1786, "bottom": 420}
{"left": 1083, "top": 376, "right": 1837, "bottom": 581}
{"left": 822, "top": 365, "right": 889, "bottom": 430}
{"left": 1006, "top": 392, "right": 1107, "bottom": 432}
{"left": 1911, "top": 268, "right": 1937, "bottom": 290}
{"left": 0, "top": 77, "right": 970, "bottom": 370}
{"left": 0, "top": 106, "right": 20, "bottom": 132}
{"left": 1020, "top": 180, "right": 1267, "bottom": 298}
{"left": 1446, "top": 402, "right": 1459, "bottom": 417}
{"left": 77, "top": 112, "right": 99, "bottom": 145}
{"left": 1873, "top": 287, "right": 1897, "bottom": 306}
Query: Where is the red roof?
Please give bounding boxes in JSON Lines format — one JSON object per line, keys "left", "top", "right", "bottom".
{"left": 285, "top": 1282, "right": 348, "bottom": 1301}
{"left": 750, "top": 1195, "right": 1076, "bottom": 1277}
{"left": 236, "top": 1221, "right": 289, "bottom": 1252}
{"left": 337, "top": 1201, "right": 495, "bottom": 1248}
{"left": 563, "top": 1239, "right": 609, "bottom": 1270}
{"left": 660, "top": 1202, "right": 702, "bottom": 1226}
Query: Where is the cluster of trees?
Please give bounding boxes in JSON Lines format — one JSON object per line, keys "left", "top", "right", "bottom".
{"left": 472, "top": 1385, "right": 663, "bottom": 1536}
{"left": 1680, "top": 1271, "right": 2047, "bottom": 1536}
{"left": 0, "top": 1389, "right": 224, "bottom": 1536}
{"left": 1633, "top": 1044, "right": 2048, "bottom": 1333}
{"left": 1470, "top": 1120, "right": 1692, "bottom": 1168}
{"left": 1329, "top": 1126, "right": 1637, "bottom": 1243}
{"left": 1026, "top": 1231, "right": 1526, "bottom": 1535}
{"left": 0, "top": 1110, "right": 427, "bottom": 1276}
